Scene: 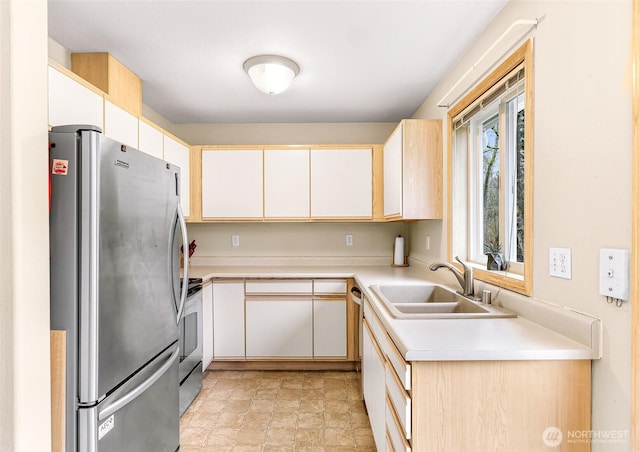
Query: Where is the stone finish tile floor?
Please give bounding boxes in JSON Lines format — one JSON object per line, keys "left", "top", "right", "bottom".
{"left": 179, "top": 370, "right": 376, "bottom": 451}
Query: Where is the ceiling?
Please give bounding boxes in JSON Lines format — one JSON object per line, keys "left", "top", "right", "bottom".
{"left": 48, "top": 1, "right": 508, "bottom": 124}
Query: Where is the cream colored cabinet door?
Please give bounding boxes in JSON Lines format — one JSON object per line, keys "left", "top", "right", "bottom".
{"left": 48, "top": 65, "right": 104, "bottom": 128}
{"left": 264, "top": 149, "right": 310, "bottom": 219}
{"left": 383, "top": 119, "right": 443, "bottom": 220}
{"left": 310, "top": 148, "right": 372, "bottom": 218}
{"left": 383, "top": 123, "right": 403, "bottom": 217}
{"left": 202, "top": 282, "right": 214, "bottom": 369}
{"left": 313, "top": 299, "right": 347, "bottom": 357}
{"left": 163, "top": 135, "right": 191, "bottom": 218}
{"left": 212, "top": 282, "right": 245, "bottom": 359}
{"left": 104, "top": 100, "right": 138, "bottom": 148}
{"left": 362, "top": 319, "right": 386, "bottom": 449}
{"left": 137, "top": 119, "right": 164, "bottom": 160}
{"left": 245, "top": 299, "right": 313, "bottom": 358}
{"left": 202, "top": 149, "right": 263, "bottom": 219}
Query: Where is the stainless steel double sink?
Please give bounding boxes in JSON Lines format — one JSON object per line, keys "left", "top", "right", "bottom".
{"left": 369, "top": 284, "right": 516, "bottom": 319}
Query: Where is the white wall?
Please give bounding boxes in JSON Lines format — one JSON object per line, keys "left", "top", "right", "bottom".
{"left": 1, "top": 1, "right": 51, "bottom": 451}
{"left": 409, "top": 1, "right": 632, "bottom": 449}
{"left": 174, "top": 122, "right": 396, "bottom": 146}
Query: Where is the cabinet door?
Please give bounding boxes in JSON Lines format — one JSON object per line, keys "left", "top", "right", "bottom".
{"left": 48, "top": 66, "right": 104, "bottom": 128}
{"left": 310, "top": 148, "right": 372, "bottom": 218}
{"left": 246, "top": 299, "right": 312, "bottom": 357}
{"left": 212, "top": 282, "right": 245, "bottom": 359}
{"left": 104, "top": 100, "right": 138, "bottom": 148}
{"left": 383, "top": 123, "right": 403, "bottom": 217}
{"left": 313, "top": 299, "right": 346, "bottom": 358}
{"left": 362, "top": 320, "right": 386, "bottom": 450}
{"left": 138, "top": 120, "right": 164, "bottom": 160}
{"left": 202, "top": 282, "right": 214, "bottom": 369}
{"left": 163, "top": 135, "right": 191, "bottom": 218}
{"left": 202, "top": 149, "right": 263, "bottom": 219}
{"left": 264, "top": 149, "right": 310, "bottom": 218}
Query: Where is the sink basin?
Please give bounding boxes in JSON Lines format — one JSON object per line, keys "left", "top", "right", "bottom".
{"left": 372, "top": 284, "right": 458, "bottom": 304}
{"left": 369, "top": 284, "right": 516, "bottom": 319}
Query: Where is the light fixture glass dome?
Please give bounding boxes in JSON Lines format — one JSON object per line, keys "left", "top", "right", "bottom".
{"left": 243, "top": 55, "right": 299, "bottom": 95}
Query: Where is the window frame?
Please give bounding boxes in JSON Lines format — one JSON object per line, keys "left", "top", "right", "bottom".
{"left": 447, "top": 40, "right": 533, "bottom": 296}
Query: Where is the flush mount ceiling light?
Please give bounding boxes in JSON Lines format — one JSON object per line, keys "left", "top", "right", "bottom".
{"left": 243, "top": 55, "right": 300, "bottom": 95}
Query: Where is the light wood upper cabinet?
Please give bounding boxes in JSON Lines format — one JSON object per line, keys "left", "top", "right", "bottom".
{"left": 48, "top": 65, "right": 104, "bottom": 129}
{"left": 163, "top": 135, "right": 191, "bottom": 218}
{"left": 310, "top": 148, "right": 372, "bottom": 219}
{"left": 71, "top": 52, "right": 142, "bottom": 116}
{"left": 383, "top": 119, "right": 443, "bottom": 220}
{"left": 138, "top": 119, "right": 164, "bottom": 160}
{"left": 201, "top": 149, "right": 263, "bottom": 219}
{"left": 104, "top": 100, "right": 138, "bottom": 148}
{"left": 264, "top": 149, "right": 310, "bottom": 219}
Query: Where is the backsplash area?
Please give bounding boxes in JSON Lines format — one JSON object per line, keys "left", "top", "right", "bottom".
{"left": 187, "top": 222, "right": 408, "bottom": 266}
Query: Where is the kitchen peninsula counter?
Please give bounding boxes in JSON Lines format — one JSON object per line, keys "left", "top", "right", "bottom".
{"left": 187, "top": 263, "right": 601, "bottom": 362}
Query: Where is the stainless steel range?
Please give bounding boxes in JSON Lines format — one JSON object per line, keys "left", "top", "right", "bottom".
{"left": 179, "top": 278, "right": 203, "bottom": 416}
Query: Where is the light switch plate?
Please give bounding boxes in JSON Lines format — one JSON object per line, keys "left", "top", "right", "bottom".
{"left": 549, "top": 247, "right": 572, "bottom": 279}
{"left": 599, "top": 248, "right": 629, "bottom": 301}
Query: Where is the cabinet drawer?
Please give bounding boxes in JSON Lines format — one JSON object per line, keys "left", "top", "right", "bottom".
{"left": 314, "top": 279, "right": 347, "bottom": 295}
{"left": 365, "top": 300, "right": 411, "bottom": 390}
{"left": 246, "top": 280, "right": 313, "bottom": 295}
{"left": 386, "top": 337, "right": 411, "bottom": 392}
{"left": 386, "top": 397, "right": 411, "bottom": 452}
{"left": 386, "top": 363, "right": 411, "bottom": 440}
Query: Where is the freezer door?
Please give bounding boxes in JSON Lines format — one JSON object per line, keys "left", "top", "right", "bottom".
{"left": 78, "top": 345, "right": 180, "bottom": 452}
{"left": 85, "top": 133, "right": 183, "bottom": 401}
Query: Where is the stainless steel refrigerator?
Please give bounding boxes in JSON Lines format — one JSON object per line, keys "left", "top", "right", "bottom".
{"left": 49, "top": 125, "right": 188, "bottom": 452}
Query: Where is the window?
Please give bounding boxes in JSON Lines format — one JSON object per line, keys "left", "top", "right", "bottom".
{"left": 449, "top": 40, "right": 532, "bottom": 295}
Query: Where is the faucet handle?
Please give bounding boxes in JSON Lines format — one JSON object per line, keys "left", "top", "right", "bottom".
{"left": 454, "top": 255, "right": 466, "bottom": 268}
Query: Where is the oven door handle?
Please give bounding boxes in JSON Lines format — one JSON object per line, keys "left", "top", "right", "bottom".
{"left": 98, "top": 345, "right": 179, "bottom": 421}
{"left": 175, "top": 204, "right": 189, "bottom": 325}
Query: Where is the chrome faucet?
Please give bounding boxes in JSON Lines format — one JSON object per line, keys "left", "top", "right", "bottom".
{"left": 429, "top": 256, "right": 476, "bottom": 299}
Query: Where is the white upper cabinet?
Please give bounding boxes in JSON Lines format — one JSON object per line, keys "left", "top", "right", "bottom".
{"left": 201, "top": 149, "right": 263, "bottom": 219}
{"left": 48, "top": 65, "right": 103, "bottom": 129}
{"left": 383, "top": 119, "right": 443, "bottom": 220}
{"left": 383, "top": 123, "right": 403, "bottom": 217}
{"left": 264, "top": 149, "right": 310, "bottom": 219}
{"left": 104, "top": 100, "right": 138, "bottom": 148}
{"left": 163, "top": 135, "right": 191, "bottom": 218}
{"left": 310, "top": 148, "right": 372, "bottom": 218}
{"left": 137, "top": 120, "right": 164, "bottom": 160}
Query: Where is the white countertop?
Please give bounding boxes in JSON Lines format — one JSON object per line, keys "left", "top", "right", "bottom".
{"left": 188, "top": 263, "right": 601, "bottom": 362}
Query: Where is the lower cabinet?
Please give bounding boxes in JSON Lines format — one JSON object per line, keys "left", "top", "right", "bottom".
{"left": 246, "top": 298, "right": 313, "bottom": 358}
{"left": 362, "top": 296, "right": 592, "bottom": 452}
{"left": 202, "top": 281, "right": 214, "bottom": 369}
{"left": 362, "top": 318, "right": 386, "bottom": 450}
{"left": 313, "top": 298, "right": 347, "bottom": 358}
{"left": 209, "top": 278, "right": 352, "bottom": 363}
{"left": 212, "top": 281, "right": 245, "bottom": 359}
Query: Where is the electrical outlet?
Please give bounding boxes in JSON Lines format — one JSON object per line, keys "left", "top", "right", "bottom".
{"left": 346, "top": 234, "right": 353, "bottom": 247}
{"left": 426, "top": 235, "right": 431, "bottom": 250}
{"left": 549, "top": 247, "right": 571, "bottom": 279}
{"left": 231, "top": 235, "right": 240, "bottom": 247}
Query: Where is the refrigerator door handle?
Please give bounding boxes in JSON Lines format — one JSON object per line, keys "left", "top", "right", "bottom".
{"left": 175, "top": 204, "right": 189, "bottom": 324}
{"left": 98, "top": 345, "right": 179, "bottom": 421}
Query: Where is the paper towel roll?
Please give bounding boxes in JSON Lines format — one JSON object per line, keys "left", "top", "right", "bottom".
{"left": 393, "top": 236, "right": 405, "bottom": 266}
